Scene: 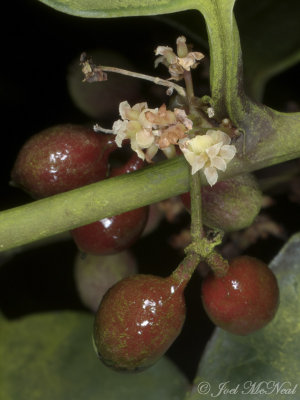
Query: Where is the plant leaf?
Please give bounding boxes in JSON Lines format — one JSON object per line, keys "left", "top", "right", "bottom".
{"left": 185, "top": 233, "right": 300, "bottom": 400}
{"left": 0, "top": 311, "right": 188, "bottom": 399}
{"left": 36, "top": 0, "right": 196, "bottom": 18}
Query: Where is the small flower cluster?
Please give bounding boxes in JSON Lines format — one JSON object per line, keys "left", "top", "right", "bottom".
{"left": 112, "top": 101, "right": 193, "bottom": 161}
{"left": 155, "top": 36, "right": 204, "bottom": 81}
{"left": 108, "top": 101, "right": 236, "bottom": 186}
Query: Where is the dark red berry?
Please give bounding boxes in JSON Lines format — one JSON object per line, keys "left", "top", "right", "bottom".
{"left": 93, "top": 273, "right": 186, "bottom": 371}
{"left": 71, "top": 207, "right": 148, "bottom": 255}
{"left": 201, "top": 256, "right": 279, "bottom": 335}
{"left": 11, "top": 124, "right": 117, "bottom": 198}
{"left": 71, "top": 153, "right": 148, "bottom": 255}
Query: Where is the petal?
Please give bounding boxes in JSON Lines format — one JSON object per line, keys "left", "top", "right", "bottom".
{"left": 191, "top": 154, "right": 207, "bottom": 174}
{"left": 130, "top": 138, "right": 145, "bottom": 160}
{"left": 178, "top": 55, "right": 194, "bottom": 71}
{"left": 154, "top": 55, "right": 166, "bottom": 69}
{"left": 181, "top": 148, "right": 196, "bottom": 166}
{"left": 220, "top": 144, "right": 237, "bottom": 161}
{"left": 136, "top": 129, "right": 155, "bottom": 148}
{"left": 189, "top": 51, "right": 205, "bottom": 61}
{"left": 132, "top": 102, "right": 148, "bottom": 113}
{"left": 188, "top": 135, "right": 214, "bottom": 154}
{"left": 210, "top": 156, "right": 227, "bottom": 171}
{"left": 112, "top": 120, "right": 128, "bottom": 147}
{"left": 206, "top": 142, "right": 223, "bottom": 158}
{"left": 206, "top": 129, "right": 230, "bottom": 145}
{"left": 139, "top": 110, "right": 153, "bottom": 130}
{"left": 154, "top": 45, "right": 174, "bottom": 56}
{"left": 204, "top": 166, "right": 218, "bottom": 186}
{"left": 119, "top": 101, "right": 130, "bottom": 120}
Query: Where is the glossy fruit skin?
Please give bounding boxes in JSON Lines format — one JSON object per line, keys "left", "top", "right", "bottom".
{"left": 11, "top": 124, "right": 117, "bottom": 198}
{"left": 74, "top": 251, "right": 137, "bottom": 312}
{"left": 181, "top": 174, "right": 262, "bottom": 232}
{"left": 93, "top": 274, "right": 186, "bottom": 371}
{"left": 71, "top": 153, "right": 148, "bottom": 255}
{"left": 71, "top": 207, "right": 148, "bottom": 255}
{"left": 201, "top": 256, "right": 279, "bottom": 335}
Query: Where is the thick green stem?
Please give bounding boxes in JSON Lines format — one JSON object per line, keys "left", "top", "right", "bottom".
{"left": 0, "top": 142, "right": 300, "bottom": 253}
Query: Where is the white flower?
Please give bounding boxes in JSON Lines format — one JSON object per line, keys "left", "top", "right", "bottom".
{"left": 179, "top": 130, "right": 236, "bottom": 186}
{"left": 112, "top": 101, "right": 157, "bottom": 160}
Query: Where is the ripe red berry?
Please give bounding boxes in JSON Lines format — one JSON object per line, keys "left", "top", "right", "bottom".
{"left": 93, "top": 273, "right": 186, "bottom": 371}
{"left": 70, "top": 153, "right": 148, "bottom": 255}
{"left": 201, "top": 256, "right": 279, "bottom": 335}
{"left": 71, "top": 207, "right": 148, "bottom": 255}
{"left": 11, "top": 124, "right": 117, "bottom": 198}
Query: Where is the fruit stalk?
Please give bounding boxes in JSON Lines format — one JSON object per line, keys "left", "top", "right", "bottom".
{"left": 171, "top": 252, "right": 201, "bottom": 288}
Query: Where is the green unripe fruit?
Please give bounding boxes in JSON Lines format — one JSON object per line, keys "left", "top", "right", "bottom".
{"left": 181, "top": 173, "right": 262, "bottom": 232}
{"left": 74, "top": 251, "right": 137, "bottom": 313}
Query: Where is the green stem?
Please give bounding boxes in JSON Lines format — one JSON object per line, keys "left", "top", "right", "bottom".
{"left": 190, "top": 170, "right": 204, "bottom": 242}
{"left": 1, "top": 119, "right": 300, "bottom": 254}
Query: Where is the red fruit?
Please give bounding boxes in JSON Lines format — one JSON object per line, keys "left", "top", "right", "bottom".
{"left": 93, "top": 273, "right": 186, "bottom": 371}
{"left": 11, "top": 124, "right": 117, "bottom": 198}
{"left": 201, "top": 256, "right": 279, "bottom": 335}
{"left": 71, "top": 207, "right": 148, "bottom": 255}
{"left": 71, "top": 153, "right": 148, "bottom": 255}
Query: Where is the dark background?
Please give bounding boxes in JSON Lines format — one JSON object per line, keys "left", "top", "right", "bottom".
{"left": 0, "top": 0, "right": 299, "bottom": 381}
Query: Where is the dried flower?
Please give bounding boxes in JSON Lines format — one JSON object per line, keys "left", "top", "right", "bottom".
{"left": 154, "top": 36, "right": 204, "bottom": 81}
{"left": 179, "top": 130, "right": 236, "bottom": 186}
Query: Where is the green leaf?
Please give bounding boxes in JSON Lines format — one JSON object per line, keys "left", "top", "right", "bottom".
{"left": 0, "top": 312, "right": 188, "bottom": 400}
{"left": 186, "top": 233, "right": 300, "bottom": 400}
{"left": 36, "top": 0, "right": 196, "bottom": 18}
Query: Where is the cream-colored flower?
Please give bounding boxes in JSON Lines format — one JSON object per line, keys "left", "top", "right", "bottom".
{"left": 154, "top": 36, "right": 204, "bottom": 80}
{"left": 112, "top": 101, "right": 156, "bottom": 160}
{"left": 179, "top": 130, "right": 236, "bottom": 186}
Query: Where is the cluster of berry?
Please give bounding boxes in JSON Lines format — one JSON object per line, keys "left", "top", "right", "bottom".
{"left": 11, "top": 125, "right": 279, "bottom": 373}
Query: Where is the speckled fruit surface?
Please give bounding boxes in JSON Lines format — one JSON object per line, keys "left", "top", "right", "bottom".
{"left": 11, "top": 124, "right": 117, "bottom": 198}
{"left": 93, "top": 274, "right": 186, "bottom": 371}
{"left": 201, "top": 256, "right": 279, "bottom": 335}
